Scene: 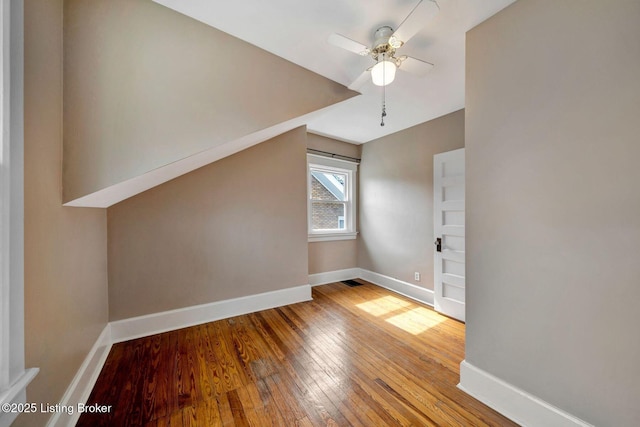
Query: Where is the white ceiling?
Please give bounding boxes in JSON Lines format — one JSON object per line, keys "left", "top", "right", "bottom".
{"left": 153, "top": 0, "right": 516, "bottom": 144}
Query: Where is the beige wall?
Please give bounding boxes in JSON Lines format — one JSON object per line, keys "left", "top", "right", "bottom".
{"left": 19, "top": 0, "right": 109, "bottom": 425}
{"left": 63, "top": 0, "right": 356, "bottom": 203}
{"left": 306, "top": 134, "right": 360, "bottom": 274}
{"left": 309, "top": 241, "right": 358, "bottom": 275}
{"left": 358, "top": 110, "right": 464, "bottom": 288}
{"left": 465, "top": 1, "right": 640, "bottom": 425}
{"left": 108, "top": 127, "right": 309, "bottom": 320}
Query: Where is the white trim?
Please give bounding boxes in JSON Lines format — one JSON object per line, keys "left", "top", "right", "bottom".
{"left": 110, "top": 285, "right": 312, "bottom": 343}
{"left": 0, "top": 0, "right": 11, "bottom": 389}
{"left": 309, "top": 268, "right": 360, "bottom": 286}
{"left": 0, "top": 0, "right": 11, "bottom": 391}
{"left": 47, "top": 326, "right": 112, "bottom": 427}
{"left": 308, "top": 232, "right": 357, "bottom": 242}
{"left": 307, "top": 154, "right": 358, "bottom": 241}
{"left": 358, "top": 269, "right": 434, "bottom": 307}
{"left": 0, "top": 3, "right": 33, "bottom": 424}
{"left": 458, "top": 361, "right": 594, "bottom": 427}
{"left": 63, "top": 98, "right": 359, "bottom": 208}
{"left": 0, "top": 368, "right": 38, "bottom": 427}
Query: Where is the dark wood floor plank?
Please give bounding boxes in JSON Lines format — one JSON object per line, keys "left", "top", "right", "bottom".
{"left": 192, "top": 325, "right": 215, "bottom": 401}
{"left": 226, "top": 389, "right": 249, "bottom": 427}
{"left": 141, "top": 334, "right": 163, "bottom": 423}
{"left": 158, "top": 331, "right": 179, "bottom": 419}
{"left": 205, "top": 321, "right": 245, "bottom": 392}
{"left": 155, "top": 408, "right": 183, "bottom": 427}
{"left": 176, "top": 327, "right": 200, "bottom": 409}
{"left": 198, "top": 323, "right": 227, "bottom": 397}
{"left": 214, "top": 391, "right": 234, "bottom": 426}
{"left": 79, "top": 281, "right": 518, "bottom": 427}
{"left": 112, "top": 337, "right": 150, "bottom": 426}
{"left": 193, "top": 399, "right": 223, "bottom": 427}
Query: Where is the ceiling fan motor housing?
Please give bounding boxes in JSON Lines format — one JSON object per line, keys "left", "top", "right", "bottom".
{"left": 372, "top": 26, "right": 396, "bottom": 60}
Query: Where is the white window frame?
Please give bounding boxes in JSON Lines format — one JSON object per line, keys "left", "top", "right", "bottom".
{"left": 0, "top": 1, "right": 38, "bottom": 425}
{"left": 307, "top": 154, "right": 358, "bottom": 242}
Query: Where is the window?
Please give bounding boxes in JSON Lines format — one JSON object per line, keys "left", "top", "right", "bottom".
{"left": 307, "top": 154, "right": 357, "bottom": 241}
{"left": 0, "top": 1, "right": 37, "bottom": 424}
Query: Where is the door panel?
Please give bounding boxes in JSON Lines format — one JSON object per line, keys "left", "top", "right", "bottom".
{"left": 434, "top": 148, "right": 465, "bottom": 321}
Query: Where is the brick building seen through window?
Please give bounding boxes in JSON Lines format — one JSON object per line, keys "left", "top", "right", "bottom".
{"left": 310, "top": 174, "right": 345, "bottom": 230}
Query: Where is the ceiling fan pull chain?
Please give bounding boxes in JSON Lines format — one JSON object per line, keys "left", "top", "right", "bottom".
{"left": 381, "top": 53, "right": 387, "bottom": 126}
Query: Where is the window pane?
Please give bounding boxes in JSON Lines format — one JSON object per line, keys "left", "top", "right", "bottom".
{"left": 310, "top": 171, "right": 346, "bottom": 201}
{"left": 311, "top": 201, "right": 346, "bottom": 230}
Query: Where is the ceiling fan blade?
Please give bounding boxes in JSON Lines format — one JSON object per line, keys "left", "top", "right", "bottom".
{"left": 398, "top": 56, "right": 434, "bottom": 77}
{"left": 348, "top": 70, "right": 371, "bottom": 91}
{"left": 392, "top": 0, "right": 439, "bottom": 45}
{"left": 328, "top": 33, "right": 370, "bottom": 56}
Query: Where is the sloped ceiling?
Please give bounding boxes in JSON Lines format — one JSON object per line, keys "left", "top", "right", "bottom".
{"left": 63, "top": 0, "right": 517, "bottom": 207}
{"left": 153, "top": 0, "right": 518, "bottom": 143}
{"left": 63, "top": 0, "right": 357, "bottom": 207}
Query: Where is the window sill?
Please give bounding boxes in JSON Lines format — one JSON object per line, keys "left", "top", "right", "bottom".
{"left": 0, "top": 368, "right": 39, "bottom": 427}
{"left": 308, "top": 232, "right": 358, "bottom": 242}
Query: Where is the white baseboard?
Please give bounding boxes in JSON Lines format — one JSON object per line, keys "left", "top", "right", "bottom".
{"left": 47, "top": 325, "right": 112, "bottom": 427}
{"left": 110, "top": 284, "right": 312, "bottom": 343}
{"left": 308, "top": 268, "right": 360, "bottom": 286}
{"left": 309, "top": 268, "right": 434, "bottom": 307}
{"left": 358, "top": 268, "right": 434, "bottom": 307}
{"left": 458, "top": 361, "right": 593, "bottom": 427}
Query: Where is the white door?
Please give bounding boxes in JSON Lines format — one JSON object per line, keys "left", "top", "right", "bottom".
{"left": 433, "top": 148, "right": 465, "bottom": 321}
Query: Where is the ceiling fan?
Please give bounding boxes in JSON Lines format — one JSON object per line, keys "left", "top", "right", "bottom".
{"left": 328, "top": 0, "right": 439, "bottom": 91}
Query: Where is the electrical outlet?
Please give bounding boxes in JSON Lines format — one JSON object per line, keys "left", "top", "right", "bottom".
{"left": 414, "top": 272, "right": 420, "bottom": 281}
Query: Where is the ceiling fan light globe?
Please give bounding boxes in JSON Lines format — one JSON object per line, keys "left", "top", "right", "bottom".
{"left": 371, "top": 60, "right": 397, "bottom": 86}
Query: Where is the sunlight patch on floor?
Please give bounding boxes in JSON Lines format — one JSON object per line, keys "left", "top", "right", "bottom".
{"left": 385, "top": 307, "right": 445, "bottom": 335}
{"left": 355, "top": 295, "right": 446, "bottom": 335}
{"left": 355, "top": 295, "right": 412, "bottom": 316}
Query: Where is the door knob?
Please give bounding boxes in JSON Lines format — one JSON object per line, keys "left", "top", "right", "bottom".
{"left": 435, "top": 237, "right": 442, "bottom": 252}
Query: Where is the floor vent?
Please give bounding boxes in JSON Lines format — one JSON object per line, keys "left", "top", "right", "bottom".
{"left": 341, "top": 280, "right": 363, "bottom": 287}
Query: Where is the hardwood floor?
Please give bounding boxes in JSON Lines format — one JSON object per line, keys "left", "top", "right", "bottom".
{"left": 78, "top": 281, "right": 517, "bottom": 426}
